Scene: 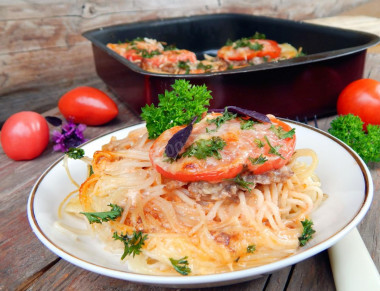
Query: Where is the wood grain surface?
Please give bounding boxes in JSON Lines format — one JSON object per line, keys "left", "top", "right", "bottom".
{"left": 0, "top": 52, "right": 378, "bottom": 290}
{"left": 0, "top": 0, "right": 373, "bottom": 126}
{"left": 1, "top": 1, "right": 379, "bottom": 290}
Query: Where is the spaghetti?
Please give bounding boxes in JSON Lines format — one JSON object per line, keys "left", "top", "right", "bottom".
{"left": 60, "top": 115, "right": 324, "bottom": 276}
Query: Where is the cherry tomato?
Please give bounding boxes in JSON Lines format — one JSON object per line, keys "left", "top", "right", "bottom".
{"left": 337, "top": 79, "right": 380, "bottom": 127}
{"left": 1, "top": 111, "right": 49, "bottom": 161}
{"left": 149, "top": 113, "right": 296, "bottom": 182}
{"left": 58, "top": 87, "right": 118, "bottom": 126}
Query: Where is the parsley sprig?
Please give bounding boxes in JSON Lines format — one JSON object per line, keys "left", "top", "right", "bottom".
{"left": 113, "top": 231, "right": 148, "bottom": 259}
{"left": 298, "top": 219, "right": 316, "bottom": 246}
{"left": 169, "top": 256, "right": 191, "bottom": 275}
{"left": 328, "top": 114, "right": 380, "bottom": 164}
{"left": 66, "top": 147, "right": 85, "bottom": 159}
{"left": 80, "top": 204, "right": 123, "bottom": 224}
{"left": 141, "top": 80, "right": 212, "bottom": 139}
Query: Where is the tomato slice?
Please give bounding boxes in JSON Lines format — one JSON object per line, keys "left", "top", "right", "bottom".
{"left": 217, "top": 39, "right": 281, "bottom": 61}
{"left": 142, "top": 49, "right": 197, "bottom": 69}
{"left": 149, "top": 113, "right": 296, "bottom": 183}
{"left": 246, "top": 115, "right": 296, "bottom": 174}
{"left": 149, "top": 116, "right": 245, "bottom": 182}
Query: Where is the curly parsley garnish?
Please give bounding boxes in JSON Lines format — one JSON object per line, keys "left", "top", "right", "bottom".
{"left": 169, "top": 256, "right": 191, "bottom": 275}
{"left": 66, "top": 147, "right": 85, "bottom": 159}
{"left": 113, "top": 231, "right": 148, "bottom": 259}
{"left": 80, "top": 204, "right": 123, "bottom": 224}
{"left": 141, "top": 80, "right": 212, "bottom": 139}
{"left": 328, "top": 114, "right": 380, "bottom": 164}
{"left": 182, "top": 136, "right": 226, "bottom": 160}
{"left": 298, "top": 219, "right": 316, "bottom": 246}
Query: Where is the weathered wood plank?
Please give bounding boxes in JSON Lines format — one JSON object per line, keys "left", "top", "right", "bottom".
{"left": 0, "top": 98, "right": 141, "bottom": 290}
{"left": 287, "top": 251, "right": 336, "bottom": 291}
{"left": 25, "top": 259, "right": 270, "bottom": 290}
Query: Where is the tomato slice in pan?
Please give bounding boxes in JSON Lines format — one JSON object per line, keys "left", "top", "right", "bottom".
{"left": 149, "top": 114, "right": 296, "bottom": 182}
{"left": 217, "top": 39, "right": 281, "bottom": 61}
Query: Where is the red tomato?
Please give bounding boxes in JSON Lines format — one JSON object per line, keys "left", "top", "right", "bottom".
{"left": 337, "top": 79, "right": 380, "bottom": 127}
{"left": 58, "top": 87, "right": 118, "bottom": 126}
{"left": 1, "top": 112, "right": 49, "bottom": 161}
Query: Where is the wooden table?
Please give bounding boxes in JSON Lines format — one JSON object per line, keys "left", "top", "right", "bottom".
{"left": 1, "top": 30, "right": 380, "bottom": 291}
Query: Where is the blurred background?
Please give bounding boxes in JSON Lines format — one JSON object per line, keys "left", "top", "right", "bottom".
{"left": 1, "top": 0, "right": 379, "bottom": 127}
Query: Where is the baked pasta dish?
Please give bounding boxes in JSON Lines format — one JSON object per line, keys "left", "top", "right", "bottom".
{"left": 59, "top": 81, "right": 323, "bottom": 276}
{"left": 106, "top": 33, "right": 303, "bottom": 74}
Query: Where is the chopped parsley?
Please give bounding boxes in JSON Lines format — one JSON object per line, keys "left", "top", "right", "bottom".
{"left": 264, "top": 136, "right": 284, "bottom": 159}
{"left": 170, "top": 256, "right": 191, "bottom": 275}
{"left": 66, "top": 147, "right": 85, "bottom": 159}
{"left": 231, "top": 174, "right": 255, "bottom": 192}
{"left": 141, "top": 80, "right": 212, "bottom": 139}
{"left": 207, "top": 107, "right": 237, "bottom": 130}
{"left": 247, "top": 244, "right": 256, "bottom": 253}
{"left": 182, "top": 137, "right": 226, "bottom": 160}
{"left": 270, "top": 125, "right": 295, "bottom": 139}
{"left": 249, "top": 154, "right": 268, "bottom": 165}
{"left": 88, "top": 165, "right": 94, "bottom": 176}
{"left": 80, "top": 204, "right": 123, "bottom": 224}
{"left": 197, "top": 62, "right": 213, "bottom": 72}
{"left": 298, "top": 219, "right": 316, "bottom": 246}
{"left": 177, "top": 61, "right": 190, "bottom": 74}
{"left": 254, "top": 138, "right": 265, "bottom": 148}
{"left": 140, "top": 49, "right": 161, "bottom": 58}
{"left": 113, "top": 231, "right": 148, "bottom": 259}
{"left": 240, "top": 119, "right": 256, "bottom": 130}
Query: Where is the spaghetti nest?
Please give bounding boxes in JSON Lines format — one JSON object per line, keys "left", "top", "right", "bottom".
{"left": 72, "top": 127, "right": 323, "bottom": 275}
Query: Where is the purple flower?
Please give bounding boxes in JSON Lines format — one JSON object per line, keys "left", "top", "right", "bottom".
{"left": 51, "top": 120, "right": 87, "bottom": 152}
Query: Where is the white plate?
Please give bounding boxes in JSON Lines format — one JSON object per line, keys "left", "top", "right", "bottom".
{"left": 27, "top": 121, "right": 373, "bottom": 288}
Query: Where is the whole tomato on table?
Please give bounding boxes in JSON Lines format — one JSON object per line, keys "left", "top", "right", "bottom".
{"left": 1, "top": 111, "right": 49, "bottom": 160}
{"left": 58, "top": 86, "right": 118, "bottom": 126}
{"left": 337, "top": 78, "right": 380, "bottom": 127}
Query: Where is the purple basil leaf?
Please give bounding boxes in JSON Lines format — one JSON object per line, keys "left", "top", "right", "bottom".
{"left": 208, "top": 106, "right": 271, "bottom": 123}
{"left": 165, "top": 117, "right": 198, "bottom": 158}
{"left": 45, "top": 116, "right": 62, "bottom": 126}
